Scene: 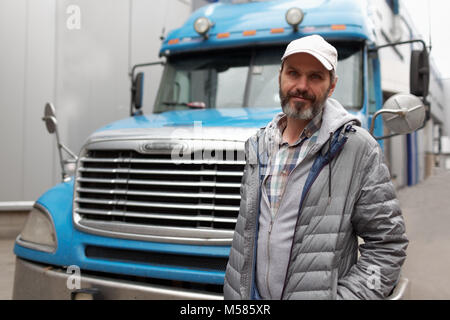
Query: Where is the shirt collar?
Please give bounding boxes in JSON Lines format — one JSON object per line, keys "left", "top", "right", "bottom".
{"left": 276, "top": 111, "right": 323, "bottom": 146}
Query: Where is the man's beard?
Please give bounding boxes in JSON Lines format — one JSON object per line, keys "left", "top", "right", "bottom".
{"left": 280, "top": 87, "right": 330, "bottom": 120}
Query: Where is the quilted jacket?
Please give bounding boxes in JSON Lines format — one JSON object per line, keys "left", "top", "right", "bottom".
{"left": 223, "top": 99, "right": 409, "bottom": 300}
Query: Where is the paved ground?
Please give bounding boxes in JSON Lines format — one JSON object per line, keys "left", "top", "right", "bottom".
{"left": 397, "top": 167, "right": 450, "bottom": 299}
{"left": 0, "top": 239, "right": 15, "bottom": 300}
{"left": 1, "top": 168, "right": 450, "bottom": 300}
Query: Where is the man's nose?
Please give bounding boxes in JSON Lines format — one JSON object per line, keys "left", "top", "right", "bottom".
{"left": 294, "top": 75, "right": 309, "bottom": 91}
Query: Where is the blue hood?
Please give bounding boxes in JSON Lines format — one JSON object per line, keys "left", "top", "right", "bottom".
{"left": 97, "top": 108, "right": 281, "bottom": 132}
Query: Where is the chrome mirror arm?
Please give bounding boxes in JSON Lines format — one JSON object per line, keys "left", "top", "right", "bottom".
{"left": 369, "top": 109, "right": 407, "bottom": 137}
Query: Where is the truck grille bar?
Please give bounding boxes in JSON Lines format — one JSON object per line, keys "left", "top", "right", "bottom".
{"left": 73, "top": 145, "right": 245, "bottom": 245}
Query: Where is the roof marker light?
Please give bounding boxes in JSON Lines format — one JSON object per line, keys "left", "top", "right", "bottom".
{"left": 285, "top": 7, "right": 304, "bottom": 32}
{"left": 217, "top": 32, "right": 230, "bottom": 39}
{"left": 331, "top": 24, "right": 347, "bottom": 30}
{"left": 194, "top": 17, "right": 212, "bottom": 38}
{"left": 243, "top": 30, "right": 256, "bottom": 36}
{"left": 271, "top": 28, "right": 285, "bottom": 34}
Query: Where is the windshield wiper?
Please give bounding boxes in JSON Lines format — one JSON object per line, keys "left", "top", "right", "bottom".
{"left": 162, "top": 101, "right": 206, "bottom": 109}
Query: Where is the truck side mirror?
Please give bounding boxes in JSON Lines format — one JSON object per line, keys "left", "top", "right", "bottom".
{"left": 132, "top": 72, "right": 144, "bottom": 111}
{"left": 370, "top": 93, "right": 426, "bottom": 138}
{"left": 410, "top": 49, "right": 429, "bottom": 97}
{"left": 41, "top": 102, "right": 78, "bottom": 182}
{"left": 42, "top": 102, "right": 57, "bottom": 134}
{"left": 383, "top": 93, "right": 426, "bottom": 134}
{"left": 129, "top": 61, "right": 164, "bottom": 116}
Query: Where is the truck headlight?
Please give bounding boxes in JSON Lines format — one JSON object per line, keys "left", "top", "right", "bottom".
{"left": 286, "top": 7, "right": 304, "bottom": 30}
{"left": 194, "top": 17, "right": 212, "bottom": 37}
{"left": 18, "top": 204, "right": 57, "bottom": 253}
{"left": 63, "top": 161, "right": 77, "bottom": 182}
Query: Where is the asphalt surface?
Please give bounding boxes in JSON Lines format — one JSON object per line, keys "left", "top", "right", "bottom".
{"left": 1, "top": 168, "right": 450, "bottom": 300}
{"left": 397, "top": 167, "right": 450, "bottom": 299}
{"left": 0, "top": 238, "right": 15, "bottom": 300}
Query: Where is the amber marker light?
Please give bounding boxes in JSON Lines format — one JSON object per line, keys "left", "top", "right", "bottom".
{"left": 217, "top": 32, "right": 230, "bottom": 39}
{"left": 243, "top": 30, "right": 256, "bottom": 36}
{"left": 271, "top": 28, "right": 285, "bottom": 34}
{"left": 331, "top": 24, "right": 347, "bottom": 30}
{"left": 168, "top": 38, "right": 180, "bottom": 45}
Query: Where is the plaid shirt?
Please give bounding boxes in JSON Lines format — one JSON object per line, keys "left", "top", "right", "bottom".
{"left": 263, "top": 112, "right": 322, "bottom": 218}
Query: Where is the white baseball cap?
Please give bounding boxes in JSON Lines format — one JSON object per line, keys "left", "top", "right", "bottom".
{"left": 281, "top": 35, "right": 338, "bottom": 71}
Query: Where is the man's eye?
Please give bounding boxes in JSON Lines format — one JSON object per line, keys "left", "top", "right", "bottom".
{"left": 309, "top": 74, "right": 324, "bottom": 81}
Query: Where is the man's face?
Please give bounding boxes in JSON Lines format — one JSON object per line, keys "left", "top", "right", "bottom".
{"left": 279, "top": 53, "right": 337, "bottom": 120}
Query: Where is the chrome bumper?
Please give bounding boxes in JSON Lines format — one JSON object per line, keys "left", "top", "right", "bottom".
{"left": 13, "top": 258, "right": 409, "bottom": 300}
{"left": 13, "top": 258, "right": 223, "bottom": 300}
{"left": 386, "top": 276, "right": 410, "bottom": 300}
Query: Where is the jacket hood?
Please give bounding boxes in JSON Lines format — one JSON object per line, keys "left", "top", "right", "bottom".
{"left": 312, "top": 98, "right": 360, "bottom": 153}
{"left": 263, "top": 98, "right": 360, "bottom": 157}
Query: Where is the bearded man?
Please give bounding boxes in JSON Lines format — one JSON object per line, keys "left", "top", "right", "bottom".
{"left": 223, "top": 35, "right": 408, "bottom": 300}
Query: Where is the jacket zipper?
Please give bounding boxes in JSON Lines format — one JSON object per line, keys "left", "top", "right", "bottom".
{"left": 265, "top": 138, "right": 308, "bottom": 299}
{"left": 279, "top": 170, "right": 320, "bottom": 299}
{"left": 249, "top": 135, "right": 264, "bottom": 300}
{"left": 265, "top": 220, "right": 274, "bottom": 299}
{"left": 280, "top": 136, "right": 347, "bottom": 299}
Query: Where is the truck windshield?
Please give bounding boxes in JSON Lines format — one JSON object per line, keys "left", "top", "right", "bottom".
{"left": 154, "top": 42, "right": 363, "bottom": 113}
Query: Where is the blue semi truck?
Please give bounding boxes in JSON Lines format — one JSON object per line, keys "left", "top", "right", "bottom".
{"left": 13, "top": 0, "right": 428, "bottom": 299}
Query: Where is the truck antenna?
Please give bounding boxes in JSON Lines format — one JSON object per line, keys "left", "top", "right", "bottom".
{"left": 427, "top": 0, "right": 432, "bottom": 52}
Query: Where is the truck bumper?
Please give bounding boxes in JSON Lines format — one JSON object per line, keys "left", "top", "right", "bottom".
{"left": 13, "top": 258, "right": 223, "bottom": 300}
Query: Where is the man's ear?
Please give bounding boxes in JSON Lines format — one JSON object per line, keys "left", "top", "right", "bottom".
{"left": 328, "top": 76, "right": 338, "bottom": 97}
{"left": 278, "top": 61, "right": 285, "bottom": 85}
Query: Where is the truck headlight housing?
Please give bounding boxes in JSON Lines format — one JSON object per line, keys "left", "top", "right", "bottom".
{"left": 63, "top": 161, "right": 77, "bottom": 182}
{"left": 18, "top": 204, "right": 57, "bottom": 253}
{"left": 194, "top": 17, "right": 212, "bottom": 37}
{"left": 286, "top": 7, "right": 304, "bottom": 31}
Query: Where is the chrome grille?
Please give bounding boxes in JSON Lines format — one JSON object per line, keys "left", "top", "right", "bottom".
{"left": 73, "top": 144, "right": 245, "bottom": 245}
